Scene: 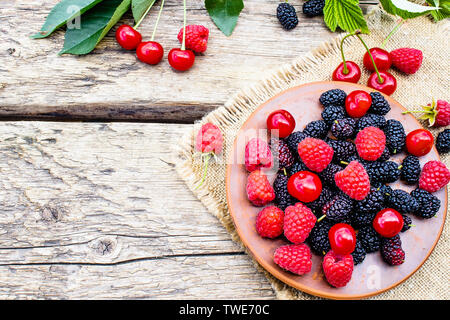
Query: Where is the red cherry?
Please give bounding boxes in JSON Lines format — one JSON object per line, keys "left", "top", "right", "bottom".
{"left": 136, "top": 41, "right": 164, "bottom": 65}
{"left": 363, "top": 48, "right": 392, "bottom": 71}
{"left": 406, "top": 129, "right": 434, "bottom": 157}
{"left": 345, "top": 90, "right": 372, "bottom": 118}
{"left": 115, "top": 24, "right": 142, "bottom": 50}
{"left": 367, "top": 71, "right": 397, "bottom": 96}
{"left": 328, "top": 223, "right": 356, "bottom": 255}
{"left": 168, "top": 48, "right": 195, "bottom": 71}
{"left": 373, "top": 208, "right": 404, "bottom": 238}
{"left": 267, "top": 110, "right": 296, "bottom": 138}
{"left": 332, "top": 61, "right": 361, "bottom": 83}
{"left": 287, "top": 171, "right": 322, "bottom": 203}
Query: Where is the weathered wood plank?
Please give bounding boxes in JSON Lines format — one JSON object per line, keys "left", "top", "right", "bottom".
{"left": 0, "top": 0, "right": 377, "bottom": 121}
{"left": 0, "top": 121, "right": 274, "bottom": 299}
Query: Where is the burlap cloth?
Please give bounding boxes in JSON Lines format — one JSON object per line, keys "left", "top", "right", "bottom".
{"left": 175, "top": 6, "right": 450, "bottom": 299}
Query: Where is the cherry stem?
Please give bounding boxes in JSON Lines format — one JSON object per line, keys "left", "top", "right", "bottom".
{"left": 134, "top": 0, "right": 156, "bottom": 30}
{"left": 339, "top": 32, "right": 355, "bottom": 75}
{"left": 381, "top": 19, "right": 404, "bottom": 49}
{"left": 181, "top": 0, "right": 187, "bottom": 51}
{"left": 355, "top": 33, "right": 384, "bottom": 84}
{"left": 195, "top": 153, "right": 212, "bottom": 190}
{"left": 150, "top": 0, "right": 165, "bottom": 41}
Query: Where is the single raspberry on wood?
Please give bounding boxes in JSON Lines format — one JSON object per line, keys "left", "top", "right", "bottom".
{"left": 322, "top": 250, "right": 354, "bottom": 288}
{"left": 178, "top": 25, "right": 209, "bottom": 53}
{"left": 355, "top": 126, "right": 386, "bottom": 161}
{"left": 256, "top": 206, "right": 284, "bottom": 238}
{"left": 390, "top": 48, "right": 423, "bottom": 74}
{"left": 283, "top": 203, "right": 317, "bottom": 244}
{"left": 246, "top": 170, "right": 275, "bottom": 206}
{"left": 334, "top": 161, "right": 370, "bottom": 200}
{"left": 195, "top": 123, "right": 223, "bottom": 154}
{"left": 273, "top": 243, "right": 312, "bottom": 275}
{"left": 245, "top": 138, "right": 273, "bottom": 172}
{"left": 419, "top": 160, "right": 450, "bottom": 193}
{"left": 297, "top": 137, "right": 334, "bottom": 173}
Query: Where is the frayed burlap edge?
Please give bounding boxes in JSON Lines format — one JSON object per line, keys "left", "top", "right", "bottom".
{"left": 174, "top": 6, "right": 449, "bottom": 300}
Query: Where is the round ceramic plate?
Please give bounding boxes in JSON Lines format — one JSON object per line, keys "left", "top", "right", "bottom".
{"left": 226, "top": 81, "right": 447, "bottom": 300}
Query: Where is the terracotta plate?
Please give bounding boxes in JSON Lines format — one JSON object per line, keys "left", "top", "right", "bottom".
{"left": 226, "top": 81, "right": 447, "bottom": 300}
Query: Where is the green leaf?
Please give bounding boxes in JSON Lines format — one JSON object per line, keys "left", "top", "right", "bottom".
{"left": 427, "top": 0, "right": 450, "bottom": 21}
{"left": 132, "top": 0, "right": 157, "bottom": 22}
{"left": 205, "top": 0, "right": 244, "bottom": 36}
{"left": 379, "top": 0, "right": 441, "bottom": 19}
{"left": 59, "top": 0, "right": 131, "bottom": 55}
{"left": 32, "top": 0, "right": 105, "bottom": 39}
{"left": 323, "top": 0, "right": 369, "bottom": 34}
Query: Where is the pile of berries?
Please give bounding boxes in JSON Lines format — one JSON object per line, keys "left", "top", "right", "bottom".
{"left": 245, "top": 88, "right": 449, "bottom": 288}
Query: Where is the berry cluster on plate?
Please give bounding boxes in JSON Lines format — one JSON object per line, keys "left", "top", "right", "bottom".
{"left": 244, "top": 88, "right": 450, "bottom": 288}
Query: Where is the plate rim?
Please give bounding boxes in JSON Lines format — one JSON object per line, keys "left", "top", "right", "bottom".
{"left": 225, "top": 80, "right": 448, "bottom": 300}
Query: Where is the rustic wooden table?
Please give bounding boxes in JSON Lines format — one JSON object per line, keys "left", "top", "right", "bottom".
{"left": 0, "top": 0, "right": 377, "bottom": 299}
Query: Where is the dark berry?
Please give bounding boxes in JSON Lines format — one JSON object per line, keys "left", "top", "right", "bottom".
{"left": 303, "top": 120, "right": 329, "bottom": 139}
{"left": 321, "top": 105, "right": 346, "bottom": 125}
{"left": 378, "top": 147, "right": 391, "bottom": 162}
{"left": 354, "top": 188, "right": 385, "bottom": 214}
{"left": 410, "top": 188, "right": 441, "bottom": 219}
{"left": 319, "top": 163, "right": 343, "bottom": 189}
{"left": 270, "top": 138, "right": 295, "bottom": 171}
{"left": 327, "top": 139, "right": 357, "bottom": 163}
{"left": 400, "top": 155, "right": 421, "bottom": 185}
{"left": 380, "top": 235, "right": 405, "bottom": 266}
{"left": 356, "top": 114, "right": 387, "bottom": 132}
{"left": 331, "top": 118, "right": 356, "bottom": 140}
{"left": 369, "top": 92, "right": 391, "bottom": 115}
{"left": 306, "top": 187, "right": 336, "bottom": 215}
{"left": 288, "top": 160, "right": 308, "bottom": 176}
{"left": 386, "top": 189, "right": 419, "bottom": 214}
{"left": 307, "top": 219, "right": 333, "bottom": 255}
{"left": 401, "top": 214, "right": 413, "bottom": 232}
{"left": 321, "top": 194, "right": 354, "bottom": 222}
{"left": 351, "top": 211, "right": 376, "bottom": 229}
{"left": 366, "top": 161, "right": 401, "bottom": 184}
{"left": 351, "top": 240, "right": 366, "bottom": 265}
{"left": 319, "top": 89, "right": 347, "bottom": 107}
{"left": 273, "top": 173, "right": 296, "bottom": 210}
{"left": 277, "top": 3, "right": 299, "bottom": 30}
{"left": 436, "top": 129, "right": 450, "bottom": 154}
{"left": 302, "top": 0, "right": 325, "bottom": 17}
{"left": 286, "top": 131, "right": 307, "bottom": 156}
{"left": 373, "top": 182, "right": 394, "bottom": 205}
{"left": 383, "top": 119, "right": 406, "bottom": 154}
{"left": 357, "top": 226, "right": 381, "bottom": 253}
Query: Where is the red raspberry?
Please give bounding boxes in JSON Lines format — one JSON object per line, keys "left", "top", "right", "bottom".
{"left": 434, "top": 100, "right": 450, "bottom": 127}
{"left": 419, "top": 160, "right": 450, "bottom": 193}
{"left": 334, "top": 161, "right": 370, "bottom": 200}
{"left": 255, "top": 206, "right": 284, "bottom": 238}
{"left": 390, "top": 48, "right": 423, "bottom": 74}
{"left": 283, "top": 203, "right": 316, "bottom": 244}
{"left": 297, "top": 138, "right": 334, "bottom": 173}
{"left": 355, "top": 126, "right": 386, "bottom": 161}
{"left": 246, "top": 170, "right": 275, "bottom": 206}
{"left": 322, "top": 250, "right": 354, "bottom": 288}
{"left": 245, "top": 138, "right": 273, "bottom": 172}
{"left": 178, "top": 25, "right": 209, "bottom": 53}
{"left": 195, "top": 123, "right": 223, "bottom": 154}
{"left": 273, "top": 243, "right": 312, "bottom": 275}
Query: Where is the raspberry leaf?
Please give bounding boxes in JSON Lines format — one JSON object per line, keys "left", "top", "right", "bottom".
{"left": 32, "top": 0, "right": 105, "bottom": 39}
{"left": 323, "top": 0, "right": 369, "bottom": 34}
{"left": 379, "top": 0, "right": 441, "bottom": 19}
{"left": 131, "top": 0, "right": 157, "bottom": 23}
{"left": 59, "top": 0, "right": 131, "bottom": 55}
{"left": 205, "top": 0, "right": 244, "bottom": 36}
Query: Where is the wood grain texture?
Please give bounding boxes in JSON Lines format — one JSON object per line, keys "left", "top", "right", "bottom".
{"left": 0, "top": 121, "right": 274, "bottom": 299}
{"left": 0, "top": 0, "right": 377, "bottom": 121}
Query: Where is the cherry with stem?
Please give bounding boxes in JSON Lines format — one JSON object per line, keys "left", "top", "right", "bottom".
{"left": 332, "top": 32, "right": 361, "bottom": 83}
{"left": 136, "top": 0, "right": 166, "bottom": 65}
